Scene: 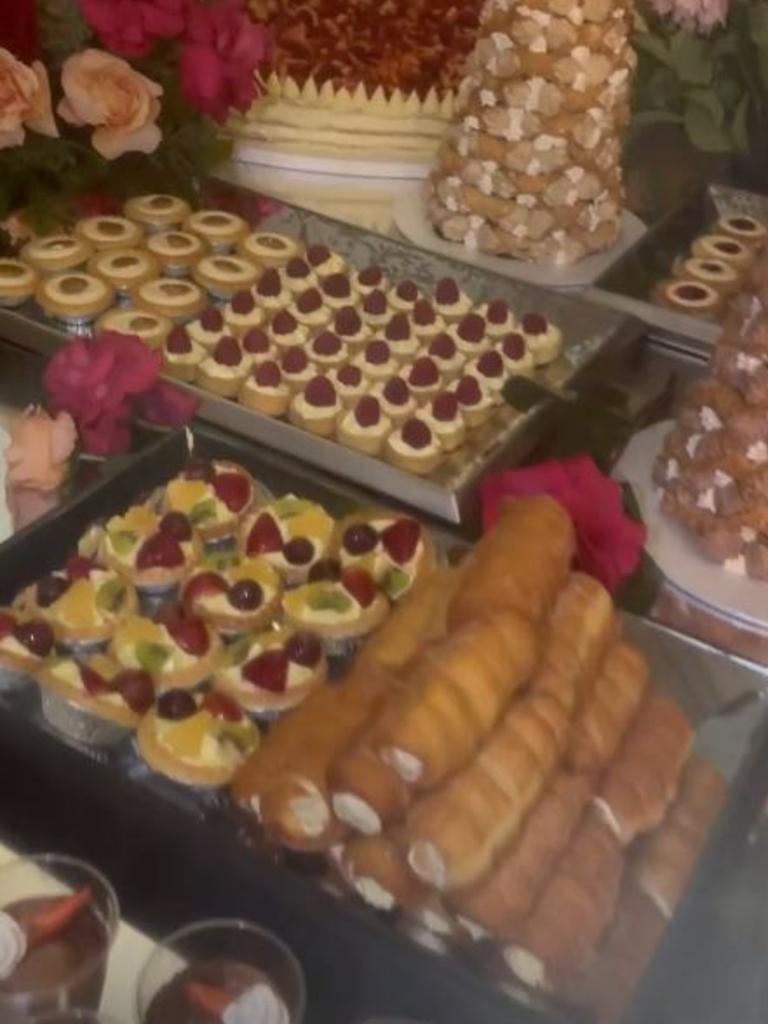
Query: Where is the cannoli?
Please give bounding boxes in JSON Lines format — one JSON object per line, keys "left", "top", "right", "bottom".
{"left": 339, "top": 830, "right": 426, "bottom": 912}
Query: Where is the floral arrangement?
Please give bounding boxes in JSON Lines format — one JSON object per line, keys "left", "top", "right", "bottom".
{"left": 0, "top": 0, "right": 269, "bottom": 230}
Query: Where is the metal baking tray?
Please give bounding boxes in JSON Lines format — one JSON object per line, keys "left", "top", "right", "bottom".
{"left": 0, "top": 179, "right": 639, "bottom": 523}
{"left": 586, "top": 184, "right": 768, "bottom": 360}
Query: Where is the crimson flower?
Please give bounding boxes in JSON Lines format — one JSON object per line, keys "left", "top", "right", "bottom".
{"left": 480, "top": 455, "right": 647, "bottom": 594}
{"left": 0, "top": 0, "right": 39, "bottom": 62}
{"left": 79, "top": 405, "right": 134, "bottom": 456}
{"left": 135, "top": 380, "right": 199, "bottom": 428}
{"left": 78, "top": 0, "right": 186, "bottom": 58}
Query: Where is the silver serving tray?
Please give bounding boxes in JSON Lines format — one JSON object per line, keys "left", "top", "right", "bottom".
{"left": 586, "top": 184, "right": 768, "bottom": 361}
{"left": 0, "top": 182, "right": 638, "bottom": 522}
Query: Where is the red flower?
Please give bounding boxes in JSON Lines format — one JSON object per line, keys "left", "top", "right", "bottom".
{"left": 78, "top": 0, "right": 186, "bottom": 58}
{"left": 0, "top": 0, "right": 39, "bottom": 63}
{"left": 480, "top": 455, "right": 647, "bottom": 594}
{"left": 181, "top": 0, "right": 269, "bottom": 121}
{"left": 135, "top": 380, "right": 199, "bottom": 428}
{"left": 79, "top": 406, "right": 133, "bottom": 456}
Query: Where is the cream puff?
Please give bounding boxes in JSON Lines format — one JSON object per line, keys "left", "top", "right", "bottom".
{"left": 427, "top": 332, "right": 465, "bottom": 381}
{"left": 337, "top": 395, "right": 392, "bottom": 456}
{"left": 188, "top": 306, "right": 228, "bottom": 349}
{"left": 124, "top": 193, "right": 191, "bottom": 231}
{"left": 384, "top": 313, "right": 421, "bottom": 362}
{"left": 162, "top": 325, "right": 205, "bottom": 382}
{"left": 240, "top": 496, "right": 336, "bottom": 586}
{"left": 520, "top": 312, "right": 563, "bottom": 365}
{"left": 253, "top": 266, "right": 291, "bottom": 313}
{"left": 385, "top": 416, "right": 442, "bottom": 475}
{"left": 330, "top": 364, "right": 368, "bottom": 408}
{"left": 88, "top": 247, "right": 158, "bottom": 298}
{"left": 361, "top": 289, "right": 391, "bottom": 329}
{"left": 306, "top": 243, "right": 346, "bottom": 278}
{"left": 133, "top": 277, "right": 205, "bottom": 323}
{"left": 224, "top": 289, "right": 266, "bottom": 336}
{"left": 308, "top": 330, "right": 347, "bottom": 370}
{"left": 387, "top": 279, "right": 421, "bottom": 313}
{"left": 37, "top": 272, "right": 114, "bottom": 326}
{"left": 433, "top": 277, "right": 473, "bottom": 321}
{"left": 280, "top": 345, "right": 314, "bottom": 393}
{"left": 449, "top": 312, "right": 490, "bottom": 357}
{"left": 99, "top": 308, "right": 171, "bottom": 349}
{"left": 269, "top": 309, "right": 309, "bottom": 351}
{"left": 99, "top": 505, "right": 201, "bottom": 592}
{"left": 422, "top": 391, "right": 467, "bottom": 452}
{"left": 182, "top": 556, "right": 282, "bottom": 634}
{"left": 239, "top": 231, "right": 303, "bottom": 267}
{"left": 289, "top": 286, "right": 332, "bottom": 329}
{"left": 185, "top": 209, "right": 248, "bottom": 252}
{"left": 282, "top": 256, "right": 317, "bottom": 294}
{"left": 371, "top": 375, "right": 417, "bottom": 425}
{"left": 321, "top": 272, "right": 355, "bottom": 311}
{"left": 333, "top": 305, "right": 369, "bottom": 351}
{"left": 196, "top": 335, "right": 250, "bottom": 398}
{"left": 405, "top": 356, "right": 442, "bottom": 404}
{"left": 0, "top": 610, "right": 55, "bottom": 680}
{"left": 163, "top": 459, "right": 259, "bottom": 542}
{"left": 193, "top": 254, "right": 258, "bottom": 300}
{"left": 453, "top": 373, "right": 496, "bottom": 427}
{"left": 497, "top": 331, "right": 534, "bottom": 376}
{"left": 290, "top": 375, "right": 342, "bottom": 437}
{"left": 239, "top": 359, "right": 290, "bottom": 416}
{"left": 354, "top": 339, "right": 399, "bottom": 383}
{"left": 146, "top": 229, "right": 207, "bottom": 277}
{"left": 411, "top": 299, "right": 446, "bottom": 342}
{"left": 0, "top": 259, "right": 36, "bottom": 307}
{"left": 22, "top": 234, "right": 91, "bottom": 274}
{"left": 76, "top": 215, "right": 143, "bottom": 251}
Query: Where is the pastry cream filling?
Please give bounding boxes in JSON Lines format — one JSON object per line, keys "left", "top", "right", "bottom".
{"left": 289, "top": 305, "right": 330, "bottom": 328}
{"left": 188, "top": 321, "right": 226, "bottom": 346}
{"left": 155, "top": 717, "right": 242, "bottom": 768}
{"left": 477, "top": 304, "right": 516, "bottom": 335}
{"left": 332, "top": 793, "right": 382, "bottom": 835}
{"left": 371, "top": 384, "right": 416, "bottom": 420}
{"left": 0, "top": 912, "right": 27, "bottom": 980}
{"left": 166, "top": 345, "right": 204, "bottom": 365}
{"left": 505, "top": 946, "right": 547, "bottom": 989}
{"left": 388, "top": 431, "right": 441, "bottom": 459}
{"left": 49, "top": 658, "right": 126, "bottom": 706}
{"left": 255, "top": 289, "right": 291, "bottom": 311}
{"left": 524, "top": 323, "right": 562, "bottom": 354}
{"left": 243, "top": 380, "right": 288, "bottom": 398}
{"left": 0, "top": 634, "right": 39, "bottom": 659}
{"left": 288, "top": 785, "right": 330, "bottom": 836}
{"left": 423, "top": 410, "right": 465, "bottom": 441}
{"left": 225, "top": 306, "right": 265, "bottom": 329}
{"left": 354, "top": 355, "right": 399, "bottom": 380}
{"left": 435, "top": 293, "right": 473, "bottom": 319}
{"left": 354, "top": 876, "right": 395, "bottom": 911}
{"left": 283, "top": 593, "right": 361, "bottom": 625}
{"left": 383, "top": 746, "right": 423, "bottom": 782}
{"left": 338, "top": 411, "right": 391, "bottom": 439}
{"left": 407, "top": 841, "right": 445, "bottom": 888}
{"left": 198, "top": 584, "right": 276, "bottom": 618}
{"left": 500, "top": 349, "right": 534, "bottom": 374}
{"left": 199, "top": 356, "right": 248, "bottom": 380}
{"left": 116, "top": 622, "right": 199, "bottom": 672}
{"left": 388, "top": 338, "right": 421, "bottom": 359}
{"left": 292, "top": 394, "right": 341, "bottom": 420}
{"left": 270, "top": 326, "right": 309, "bottom": 348}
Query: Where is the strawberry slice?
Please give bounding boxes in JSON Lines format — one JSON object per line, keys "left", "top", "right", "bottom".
{"left": 381, "top": 518, "right": 421, "bottom": 565}
{"left": 182, "top": 571, "right": 228, "bottom": 612}
{"left": 341, "top": 568, "right": 377, "bottom": 608}
{"left": 203, "top": 691, "right": 243, "bottom": 722}
{"left": 242, "top": 649, "right": 288, "bottom": 692}
{"left": 65, "top": 556, "right": 97, "bottom": 580}
{"left": 27, "top": 887, "right": 92, "bottom": 948}
{"left": 213, "top": 472, "right": 251, "bottom": 513}
{"left": 160, "top": 607, "right": 210, "bottom": 656}
{"left": 246, "top": 512, "right": 282, "bottom": 556}
{"left": 185, "top": 980, "right": 233, "bottom": 1019}
{"left": 79, "top": 665, "right": 111, "bottom": 696}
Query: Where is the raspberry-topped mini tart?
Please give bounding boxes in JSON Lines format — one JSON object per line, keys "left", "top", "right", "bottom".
{"left": 185, "top": 210, "right": 248, "bottom": 252}
{"left": 88, "top": 247, "right": 158, "bottom": 298}
{"left": 0, "top": 259, "right": 36, "bottom": 306}
{"left": 99, "top": 308, "right": 171, "bottom": 350}
{"left": 422, "top": 391, "right": 467, "bottom": 452}
{"left": 371, "top": 375, "right": 417, "bottom": 425}
{"left": 197, "top": 335, "right": 250, "bottom": 398}
{"left": 138, "top": 687, "right": 259, "bottom": 786}
{"left": 427, "top": 332, "right": 465, "bottom": 381}
{"left": 411, "top": 299, "right": 446, "bottom": 342}
{"left": 497, "top": 331, "right": 534, "bottom": 376}
{"left": 675, "top": 257, "right": 739, "bottom": 295}
{"left": 333, "top": 509, "right": 436, "bottom": 601}
{"left": 433, "top": 277, "right": 473, "bottom": 321}
{"left": 385, "top": 416, "right": 442, "bottom": 475}
{"left": 112, "top": 608, "right": 221, "bottom": 691}
{"left": 354, "top": 339, "right": 399, "bottom": 383}
{"left": 280, "top": 345, "right": 314, "bottom": 393}
{"left": 361, "top": 288, "right": 391, "bottom": 329}
{"left": 270, "top": 309, "right": 309, "bottom": 351}
{"left": 452, "top": 373, "right": 495, "bottom": 427}
{"left": 100, "top": 505, "right": 201, "bottom": 591}
{"left": 384, "top": 313, "right": 421, "bottom": 361}
{"left": 333, "top": 305, "right": 369, "bottom": 351}
{"left": 242, "top": 326, "right": 276, "bottom": 362}
{"left": 37, "top": 272, "right": 114, "bottom": 326}
{"left": 239, "top": 231, "right": 303, "bottom": 268}
{"left": 0, "top": 610, "right": 55, "bottom": 681}
{"left": 241, "top": 496, "right": 335, "bottom": 587}
{"left": 162, "top": 325, "right": 204, "bottom": 382}
{"left": 133, "top": 277, "right": 205, "bottom": 323}
{"left": 306, "top": 243, "right": 346, "bottom": 278}
{"left": 214, "top": 627, "right": 327, "bottom": 715}
{"left": 654, "top": 279, "right": 722, "bottom": 317}
{"left": 254, "top": 266, "right": 291, "bottom": 312}
{"left": 22, "top": 233, "right": 92, "bottom": 274}
{"left": 193, "top": 254, "right": 258, "bottom": 300}
{"left": 449, "top": 312, "right": 490, "bottom": 356}
{"left": 715, "top": 214, "right": 767, "bottom": 247}
{"left": 520, "top": 312, "right": 563, "bottom": 365}
{"left": 354, "top": 265, "right": 389, "bottom": 297}
{"left": 76, "top": 215, "right": 143, "bottom": 251}
{"left": 290, "top": 375, "right": 342, "bottom": 438}
{"left": 289, "top": 286, "right": 332, "bottom": 329}
{"left": 224, "top": 290, "right": 265, "bottom": 336}
{"left": 321, "top": 272, "right": 355, "bottom": 311}
{"left": 467, "top": 349, "right": 507, "bottom": 398}
{"left": 282, "top": 568, "right": 388, "bottom": 656}
{"left": 189, "top": 306, "right": 227, "bottom": 349}
{"left": 387, "top": 279, "right": 421, "bottom": 313}
{"left": 239, "top": 359, "right": 290, "bottom": 416}
{"left": 124, "top": 193, "right": 191, "bottom": 230}
{"left": 691, "top": 234, "right": 752, "bottom": 268}
{"left": 405, "top": 356, "right": 442, "bottom": 403}
{"left": 282, "top": 257, "right": 317, "bottom": 294}
{"left": 337, "top": 395, "right": 392, "bottom": 456}
{"left": 182, "top": 556, "right": 282, "bottom": 634}
{"left": 330, "top": 364, "right": 368, "bottom": 407}
{"left": 478, "top": 299, "right": 516, "bottom": 337}
{"left": 309, "top": 330, "right": 347, "bottom": 370}
{"left": 163, "top": 459, "right": 259, "bottom": 541}
{"left": 146, "top": 229, "right": 207, "bottom": 277}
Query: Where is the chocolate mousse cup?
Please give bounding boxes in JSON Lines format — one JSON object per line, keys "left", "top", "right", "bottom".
{"left": 137, "top": 919, "right": 306, "bottom": 1024}
{"left": 0, "top": 854, "right": 119, "bottom": 1017}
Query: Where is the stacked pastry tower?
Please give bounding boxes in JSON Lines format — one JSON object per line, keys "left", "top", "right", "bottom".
{"left": 426, "top": 0, "right": 636, "bottom": 265}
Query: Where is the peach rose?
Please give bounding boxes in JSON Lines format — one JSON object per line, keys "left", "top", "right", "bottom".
{"left": 6, "top": 406, "right": 77, "bottom": 492}
{"left": 58, "top": 48, "right": 163, "bottom": 160}
{"left": 0, "top": 48, "right": 58, "bottom": 150}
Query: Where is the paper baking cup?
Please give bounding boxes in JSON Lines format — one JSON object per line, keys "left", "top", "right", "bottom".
{"left": 322, "top": 633, "right": 364, "bottom": 660}
{"left": 41, "top": 689, "right": 132, "bottom": 748}
{"left": 162, "top": 263, "right": 191, "bottom": 279}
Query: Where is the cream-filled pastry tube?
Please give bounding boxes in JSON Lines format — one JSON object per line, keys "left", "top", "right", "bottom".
{"left": 339, "top": 830, "right": 426, "bottom": 913}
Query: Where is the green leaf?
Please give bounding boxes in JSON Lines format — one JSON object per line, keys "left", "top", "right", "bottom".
{"left": 308, "top": 589, "right": 353, "bottom": 614}
{"left": 631, "top": 110, "right": 684, "bottom": 128}
{"left": 135, "top": 642, "right": 170, "bottom": 675}
{"left": 633, "top": 33, "right": 672, "bottom": 64}
{"left": 96, "top": 579, "right": 127, "bottom": 613}
{"left": 188, "top": 498, "right": 217, "bottom": 525}
{"left": 748, "top": 2, "right": 768, "bottom": 43}
{"left": 686, "top": 88, "right": 724, "bottom": 126}
{"left": 109, "top": 531, "right": 138, "bottom": 556}
{"left": 731, "top": 93, "right": 751, "bottom": 154}
{"left": 382, "top": 568, "right": 411, "bottom": 601}
{"left": 684, "top": 100, "right": 732, "bottom": 152}
{"left": 669, "top": 31, "right": 713, "bottom": 85}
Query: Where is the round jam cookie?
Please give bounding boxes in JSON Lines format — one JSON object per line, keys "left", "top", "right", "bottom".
{"left": 452, "top": 372, "right": 495, "bottom": 427}
{"left": 288, "top": 286, "right": 332, "bottom": 329}
{"left": 88, "top": 247, "right": 158, "bottom": 296}
{"left": 37, "top": 272, "right": 114, "bottom": 325}
{"left": 124, "top": 194, "right": 191, "bottom": 231}
{"left": 449, "top": 312, "right": 490, "bottom": 356}
{"left": 330, "top": 364, "right": 367, "bottom": 408}
{"left": 239, "top": 359, "right": 290, "bottom": 417}
{"left": 305, "top": 243, "right": 346, "bottom": 278}
{"left": 197, "top": 335, "right": 250, "bottom": 398}
{"left": 146, "top": 229, "right": 207, "bottom": 276}
{"left": 371, "top": 375, "right": 417, "bottom": 425}
{"left": 76, "top": 215, "right": 143, "bottom": 251}
{"left": 385, "top": 416, "right": 442, "bottom": 476}
{"left": 691, "top": 234, "right": 752, "bottom": 268}
{"left": 361, "top": 288, "right": 391, "bottom": 329}
{"left": 422, "top": 390, "right": 467, "bottom": 452}
{"left": 289, "top": 375, "right": 342, "bottom": 438}
{"left": 333, "top": 305, "right": 369, "bottom": 350}
{"left": 182, "top": 556, "right": 282, "bottom": 635}
{"left": 354, "top": 339, "right": 399, "bottom": 383}
{"left": 497, "top": 331, "right": 534, "bottom": 376}
{"left": 0, "top": 259, "right": 36, "bottom": 307}
{"left": 240, "top": 496, "right": 336, "bottom": 587}
{"left": 185, "top": 209, "right": 248, "bottom": 252}
{"left": 239, "top": 231, "right": 303, "bottom": 268}
{"left": 99, "top": 504, "right": 202, "bottom": 592}
{"left": 22, "top": 233, "right": 92, "bottom": 274}
{"left": 162, "top": 325, "right": 204, "bottom": 381}
{"left": 254, "top": 266, "right": 291, "bottom": 312}
{"left": 133, "top": 277, "right": 206, "bottom": 323}
{"left": 715, "top": 214, "right": 767, "bottom": 247}
{"left": 163, "top": 459, "right": 261, "bottom": 542}
{"left": 405, "top": 356, "right": 442, "bottom": 402}
{"left": 427, "top": 332, "right": 465, "bottom": 381}
{"left": 193, "top": 254, "right": 259, "bottom": 300}
{"left": 279, "top": 345, "right": 314, "bottom": 393}
{"left": 309, "top": 330, "right": 347, "bottom": 370}
{"left": 188, "top": 306, "right": 228, "bottom": 349}
{"left": 433, "top": 277, "right": 473, "bottom": 321}
{"left": 213, "top": 626, "right": 327, "bottom": 716}
{"left": 98, "top": 308, "right": 172, "bottom": 350}
{"left": 0, "top": 609, "right": 56, "bottom": 677}
{"left": 477, "top": 299, "right": 516, "bottom": 337}
{"left": 387, "top": 279, "right": 421, "bottom": 313}
{"left": 282, "top": 572, "right": 388, "bottom": 657}
{"left": 654, "top": 278, "right": 722, "bottom": 317}
{"left": 281, "top": 257, "right": 318, "bottom": 294}
{"left": 353, "top": 265, "right": 389, "bottom": 297}
{"left": 675, "top": 257, "right": 740, "bottom": 294}
{"left": 270, "top": 309, "right": 309, "bottom": 351}
{"left": 337, "top": 395, "right": 392, "bottom": 456}
{"left": 520, "top": 312, "right": 563, "bottom": 366}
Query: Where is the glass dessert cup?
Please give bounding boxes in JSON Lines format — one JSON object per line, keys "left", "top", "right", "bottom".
{"left": 0, "top": 854, "right": 119, "bottom": 1018}
{"left": 136, "top": 918, "right": 306, "bottom": 1024}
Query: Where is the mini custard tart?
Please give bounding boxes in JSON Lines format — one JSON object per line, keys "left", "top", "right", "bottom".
{"left": 411, "top": 299, "right": 446, "bottom": 342}
{"left": 0, "top": 610, "right": 55, "bottom": 685}
{"left": 214, "top": 627, "right": 327, "bottom": 717}
{"left": 675, "top": 257, "right": 740, "bottom": 295}
{"left": 477, "top": 298, "right": 517, "bottom": 337}
{"left": 305, "top": 243, "right": 347, "bottom": 278}
{"left": 163, "top": 458, "right": 260, "bottom": 542}
{"left": 269, "top": 309, "right": 309, "bottom": 351}
{"left": 281, "top": 256, "right": 318, "bottom": 295}
{"left": 360, "top": 288, "right": 391, "bottom": 330}
{"left": 387, "top": 279, "right": 421, "bottom": 313}
{"left": 239, "top": 359, "right": 290, "bottom": 416}
{"left": 433, "top": 277, "right": 473, "bottom": 321}
{"left": 162, "top": 324, "right": 205, "bottom": 382}
{"left": 146, "top": 229, "right": 207, "bottom": 277}
{"left": 497, "top": 331, "right": 534, "bottom": 376}
{"left": 337, "top": 395, "right": 392, "bottom": 456}
{"left": 422, "top": 391, "right": 467, "bottom": 453}
{"left": 240, "top": 495, "right": 336, "bottom": 587}
{"left": 353, "top": 265, "right": 389, "bottom": 297}
{"left": 384, "top": 313, "right": 421, "bottom": 362}
{"left": 385, "top": 416, "right": 443, "bottom": 476}
{"left": 333, "top": 305, "right": 369, "bottom": 351}
{"left": 405, "top": 356, "right": 442, "bottom": 404}
{"left": 715, "top": 214, "right": 767, "bottom": 248}
{"left": 184, "top": 209, "right": 248, "bottom": 252}
{"left": 449, "top": 312, "right": 490, "bottom": 357}
{"left": 279, "top": 345, "right": 314, "bottom": 393}
{"left": 308, "top": 330, "right": 347, "bottom": 370}
{"left": 196, "top": 335, "right": 250, "bottom": 398}
{"left": 288, "top": 286, "right": 332, "bottom": 330}
{"left": 520, "top": 312, "right": 563, "bottom": 365}
{"left": 87, "top": 247, "right": 158, "bottom": 299}
{"left": 138, "top": 687, "right": 259, "bottom": 786}
{"left": 37, "top": 652, "right": 155, "bottom": 743}
{"left": 193, "top": 254, "right": 258, "bottom": 300}
{"left": 76, "top": 215, "right": 144, "bottom": 251}
{"left": 239, "top": 231, "right": 303, "bottom": 268}
{"left": 254, "top": 267, "right": 291, "bottom": 312}
{"left": 124, "top": 193, "right": 192, "bottom": 231}
{"left": 371, "top": 375, "right": 417, "bottom": 426}
{"left": 188, "top": 306, "right": 228, "bottom": 349}
{"left": 691, "top": 234, "right": 753, "bottom": 269}
{"left": 354, "top": 339, "right": 399, "bottom": 384}
{"left": 182, "top": 555, "right": 282, "bottom": 635}
{"left": 333, "top": 508, "right": 436, "bottom": 601}
{"left": 100, "top": 505, "right": 201, "bottom": 592}
{"left": 112, "top": 608, "right": 221, "bottom": 692}
{"left": 132, "top": 277, "right": 206, "bottom": 323}
{"left": 22, "top": 234, "right": 92, "bottom": 274}
{"left": 427, "top": 332, "right": 465, "bottom": 381}
{"left": 0, "top": 259, "right": 37, "bottom": 306}
{"left": 466, "top": 349, "right": 507, "bottom": 400}
{"left": 282, "top": 568, "right": 388, "bottom": 657}
{"left": 98, "top": 308, "right": 171, "bottom": 349}
{"left": 289, "top": 375, "right": 343, "bottom": 438}
{"left": 653, "top": 279, "right": 722, "bottom": 318}
{"left": 223, "top": 289, "right": 265, "bottom": 336}
{"left": 36, "top": 272, "right": 114, "bottom": 327}
{"left": 241, "top": 326, "right": 276, "bottom": 363}
{"left": 330, "top": 364, "right": 368, "bottom": 408}
{"left": 452, "top": 373, "right": 496, "bottom": 427}
{"left": 321, "top": 272, "right": 356, "bottom": 312}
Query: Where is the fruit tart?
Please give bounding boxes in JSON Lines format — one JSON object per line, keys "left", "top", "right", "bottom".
{"left": 214, "top": 627, "right": 327, "bottom": 716}
{"left": 361, "top": 288, "right": 391, "bottom": 329}
{"left": 281, "top": 256, "right": 317, "bottom": 294}
{"left": 163, "top": 460, "right": 261, "bottom": 542}
{"left": 137, "top": 688, "right": 259, "bottom": 787}
{"left": 99, "top": 506, "right": 201, "bottom": 592}
{"left": 182, "top": 555, "right": 282, "bottom": 635}
{"left": 449, "top": 312, "right": 490, "bottom": 357}
{"left": 354, "top": 339, "right": 399, "bottom": 383}
{"left": 288, "top": 286, "right": 332, "bottom": 330}
{"left": 111, "top": 609, "right": 221, "bottom": 691}
{"left": 0, "top": 609, "right": 55, "bottom": 686}
{"left": 452, "top": 373, "right": 495, "bottom": 427}
{"left": 427, "top": 332, "right": 465, "bottom": 382}
{"left": 466, "top": 349, "right": 508, "bottom": 398}
{"left": 282, "top": 568, "right": 388, "bottom": 656}
{"left": 240, "top": 496, "right": 335, "bottom": 586}
{"left": 224, "top": 289, "right": 265, "bottom": 336}
{"left": 37, "top": 652, "right": 155, "bottom": 746}
{"left": 333, "top": 510, "right": 436, "bottom": 602}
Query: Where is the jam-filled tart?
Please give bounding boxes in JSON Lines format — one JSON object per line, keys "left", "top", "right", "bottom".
{"left": 240, "top": 495, "right": 335, "bottom": 587}
{"left": 98, "top": 308, "right": 171, "bottom": 349}
{"left": 112, "top": 608, "right": 221, "bottom": 692}
{"left": 0, "top": 609, "right": 55, "bottom": 679}
{"left": 22, "top": 233, "right": 92, "bottom": 274}
{"left": 146, "top": 229, "right": 207, "bottom": 276}
{"left": 75, "top": 215, "right": 143, "bottom": 251}
{"left": 0, "top": 259, "right": 37, "bottom": 307}
{"left": 162, "top": 459, "right": 261, "bottom": 542}
{"left": 37, "top": 272, "right": 114, "bottom": 325}
{"left": 88, "top": 247, "right": 158, "bottom": 297}
{"left": 182, "top": 554, "right": 282, "bottom": 635}
{"left": 123, "top": 193, "right": 191, "bottom": 231}
{"left": 653, "top": 278, "right": 722, "bottom": 317}
{"left": 185, "top": 210, "right": 248, "bottom": 252}
{"left": 98, "top": 505, "right": 201, "bottom": 591}
{"left": 239, "top": 231, "right": 303, "bottom": 268}
{"left": 132, "top": 277, "right": 206, "bottom": 322}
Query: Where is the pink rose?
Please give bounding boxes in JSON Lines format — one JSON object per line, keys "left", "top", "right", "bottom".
{"left": 181, "top": 0, "right": 269, "bottom": 121}
{"left": 0, "top": 48, "right": 57, "bottom": 150}
{"left": 58, "top": 49, "right": 163, "bottom": 160}
{"left": 78, "top": 0, "right": 186, "bottom": 58}
{"left": 5, "top": 406, "right": 76, "bottom": 491}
